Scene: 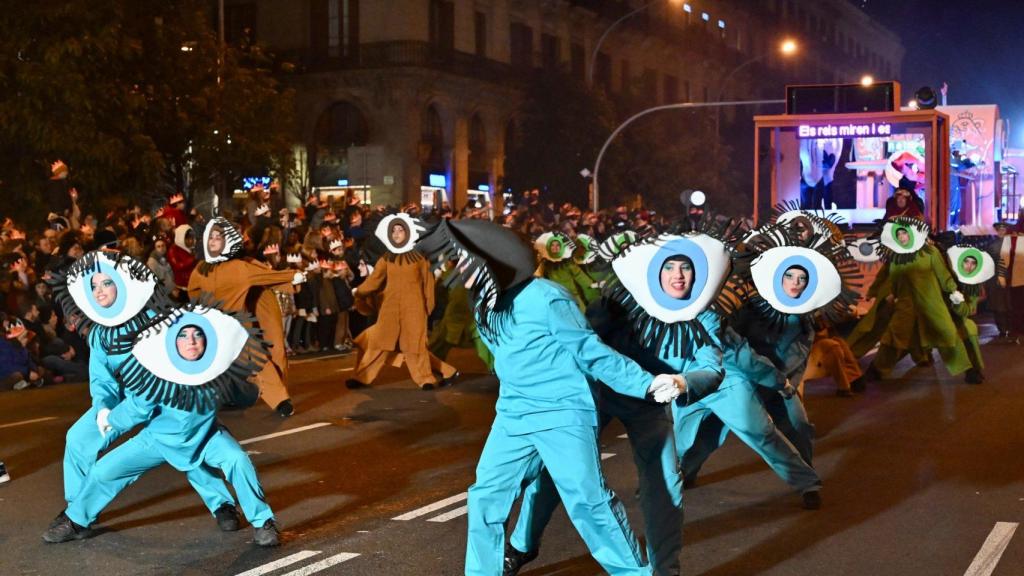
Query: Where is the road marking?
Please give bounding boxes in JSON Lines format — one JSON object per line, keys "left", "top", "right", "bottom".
{"left": 601, "top": 452, "right": 616, "bottom": 460}
{"left": 234, "top": 550, "right": 322, "bottom": 576}
{"left": 0, "top": 416, "right": 59, "bottom": 429}
{"left": 617, "top": 433, "right": 629, "bottom": 439}
{"left": 392, "top": 492, "right": 468, "bottom": 521}
{"left": 964, "top": 522, "right": 1018, "bottom": 576}
{"left": 292, "top": 353, "right": 348, "bottom": 365}
{"left": 428, "top": 505, "right": 468, "bottom": 523}
{"left": 240, "top": 423, "right": 332, "bottom": 446}
{"left": 279, "top": 552, "right": 360, "bottom": 576}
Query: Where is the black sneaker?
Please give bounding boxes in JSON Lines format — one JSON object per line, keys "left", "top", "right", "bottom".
{"left": 275, "top": 400, "right": 295, "bottom": 418}
{"left": 214, "top": 503, "right": 241, "bottom": 532}
{"left": 850, "top": 376, "right": 867, "bottom": 393}
{"left": 503, "top": 542, "right": 538, "bottom": 576}
{"left": 440, "top": 371, "right": 461, "bottom": 388}
{"left": 345, "top": 378, "right": 368, "bottom": 389}
{"left": 420, "top": 382, "right": 435, "bottom": 391}
{"left": 0, "top": 461, "right": 9, "bottom": 484}
{"left": 47, "top": 510, "right": 69, "bottom": 529}
{"left": 965, "top": 368, "right": 985, "bottom": 385}
{"left": 253, "top": 520, "right": 280, "bottom": 547}
{"left": 42, "top": 516, "right": 90, "bottom": 543}
{"left": 802, "top": 489, "right": 822, "bottom": 510}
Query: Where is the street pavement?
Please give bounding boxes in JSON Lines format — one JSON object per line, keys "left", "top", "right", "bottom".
{"left": 1, "top": 319, "right": 1023, "bottom": 576}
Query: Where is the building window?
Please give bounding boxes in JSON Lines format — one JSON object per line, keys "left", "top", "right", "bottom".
{"left": 571, "top": 43, "right": 585, "bottom": 81}
{"left": 311, "top": 0, "right": 359, "bottom": 60}
{"left": 421, "top": 105, "right": 445, "bottom": 170}
{"left": 664, "top": 74, "right": 679, "bottom": 103}
{"left": 541, "top": 33, "right": 560, "bottom": 70}
{"left": 474, "top": 11, "right": 487, "bottom": 57}
{"left": 429, "top": 0, "right": 455, "bottom": 55}
{"left": 642, "top": 68, "right": 658, "bottom": 103}
{"left": 684, "top": 80, "right": 691, "bottom": 102}
{"left": 702, "top": 85, "right": 709, "bottom": 102}
{"left": 510, "top": 22, "right": 534, "bottom": 68}
{"left": 595, "top": 51, "right": 611, "bottom": 90}
{"left": 620, "top": 59, "right": 632, "bottom": 93}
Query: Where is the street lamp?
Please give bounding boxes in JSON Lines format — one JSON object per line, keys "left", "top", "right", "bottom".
{"left": 587, "top": 0, "right": 683, "bottom": 88}
{"left": 861, "top": 75, "right": 874, "bottom": 86}
{"left": 714, "top": 38, "right": 798, "bottom": 138}
{"left": 590, "top": 98, "right": 785, "bottom": 211}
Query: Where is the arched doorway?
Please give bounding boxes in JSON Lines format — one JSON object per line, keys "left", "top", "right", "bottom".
{"left": 311, "top": 100, "right": 370, "bottom": 189}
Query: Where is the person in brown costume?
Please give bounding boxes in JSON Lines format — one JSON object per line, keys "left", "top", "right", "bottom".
{"left": 188, "top": 217, "right": 306, "bottom": 417}
{"left": 345, "top": 214, "right": 458, "bottom": 391}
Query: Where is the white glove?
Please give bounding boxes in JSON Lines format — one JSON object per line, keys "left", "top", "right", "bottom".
{"left": 96, "top": 408, "right": 112, "bottom": 438}
{"left": 949, "top": 291, "right": 965, "bottom": 305}
{"left": 781, "top": 379, "right": 797, "bottom": 399}
{"left": 647, "top": 374, "right": 685, "bottom": 404}
{"left": 292, "top": 272, "right": 307, "bottom": 285}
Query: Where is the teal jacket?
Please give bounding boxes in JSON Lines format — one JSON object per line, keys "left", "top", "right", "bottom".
{"left": 106, "top": 389, "right": 217, "bottom": 471}
{"left": 87, "top": 326, "right": 134, "bottom": 411}
{"left": 480, "top": 279, "right": 654, "bottom": 435}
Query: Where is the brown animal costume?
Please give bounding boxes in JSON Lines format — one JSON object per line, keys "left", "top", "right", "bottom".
{"left": 346, "top": 214, "right": 457, "bottom": 390}
{"left": 188, "top": 217, "right": 302, "bottom": 414}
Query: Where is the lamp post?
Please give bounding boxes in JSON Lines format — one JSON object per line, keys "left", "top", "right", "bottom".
{"left": 590, "top": 98, "right": 785, "bottom": 211}
{"left": 588, "top": 0, "right": 679, "bottom": 88}
{"left": 714, "top": 39, "right": 797, "bottom": 139}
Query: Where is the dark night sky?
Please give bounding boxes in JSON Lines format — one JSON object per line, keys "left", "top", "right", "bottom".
{"left": 859, "top": 0, "right": 1024, "bottom": 147}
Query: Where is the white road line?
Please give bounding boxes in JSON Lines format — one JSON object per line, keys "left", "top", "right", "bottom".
{"left": 428, "top": 505, "right": 469, "bottom": 523}
{"left": 234, "top": 550, "right": 322, "bottom": 576}
{"left": 617, "top": 433, "right": 628, "bottom": 439}
{"left": 964, "top": 522, "right": 1019, "bottom": 576}
{"left": 601, "top": 452, "right": 616, "bottom": 460}
{"left": 392, "top": 492, "right": 468, "bottom": 521}
{"left": 291, "top": 353, "right": 347, "bottom": 365}
{"left": 0, "top": 416, "right": 59, "bottom": 429}
{"left": 240, "top": 423, "right": 333, "bottom": 446}
{"left": 279, "top": 552, "right": 360, "bottom": 576}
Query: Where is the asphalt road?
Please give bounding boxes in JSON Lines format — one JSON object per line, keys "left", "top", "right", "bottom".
{"left": 1, "top": 320, "right": 1023, "bottom": 576}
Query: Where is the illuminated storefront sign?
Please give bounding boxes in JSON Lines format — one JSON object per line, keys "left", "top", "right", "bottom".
{"left": 797, "top": 123, "right": 892, "bottom": 138}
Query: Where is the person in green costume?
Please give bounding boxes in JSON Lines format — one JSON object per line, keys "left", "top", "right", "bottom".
{"left": 571, "top": 234, "right": 613, "bottom": 307}
{"left": 534, "top": 232, "right": 593, "bottom": 309}
{"left": 428, "top": 258, "right": 494, "bottom": 371}
{"left": 865, "top": 240, "right": 971, "bottom": 380}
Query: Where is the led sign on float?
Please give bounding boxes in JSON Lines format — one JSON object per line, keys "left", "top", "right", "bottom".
{"left": 429, "top": 173, "right": 447, "bottom": 187}
{"left": 243, "top": 176, "right": 273, "bottom": 190}
{"left": 478, "top": 184, "right": 490, "bottom": 192}
{"left": 797, "top": 123, "right": 892, "bottom": 138}
{"left": 337, "top": 179, "right": 349, "bottom": 186}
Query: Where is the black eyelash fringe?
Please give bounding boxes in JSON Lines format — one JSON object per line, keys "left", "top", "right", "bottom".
{"left": 382, "top": 251, "right": 425, "bottom": 265}
{"left": 735, "top": 223, "right": 863, "bottom": 329}
{"left": 197, "top": 218, "right": 245, "bottom": 276}
{"left": 48, "top": 251, "right": 175, "bottom": 354}
{"left": 114, "top": 293, "right": 270, "bottom": 412}
{"left": 872, "top": 216, "right": 930, "bottom": 265}
{"left": 417, "top": 219, "right": 515, "bottom": 342}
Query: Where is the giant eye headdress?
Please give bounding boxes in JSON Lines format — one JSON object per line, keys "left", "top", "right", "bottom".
{"left": 946, "top": 241, "right": 1001, "bottom": 297}
{"left": 768, "top": 201, "right": 847, "bottom": 249}
{"left": 374, "top": 213, "right": 427, "bottom": 264}
{"left": 534, "top": 232, "right": 576, "bottom": 263}
{"left": 574, "top": 234, "right": 598, "bottom": 265}
{"left": 50, "top": 250, "right": 173, "bottom": 354}
{"left": 742, "top": 223, "right": 861, "bottom": 327}
{"left": 417, "top": 219, "right": 536, "bottom": 339}
{"left": 201, "top": 217, "right": 245, "bottom": 264}
{"left": 874, "top": 216, "right": 930, "bottom": 264}
{"left": 602, "top": 218, "right": 744, "bottom": 354}
{"left": 115, "top": 296, "right": 269, "bottom": 412}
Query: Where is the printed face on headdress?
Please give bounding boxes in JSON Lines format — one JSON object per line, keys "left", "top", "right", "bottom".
{"left": 131, "top": 306, "right": 250, "bottom": 387}
{"left": 202, "top": 218, "right": 243, "bottom": 263}
{"left": 534, "top": 232, "right": 575, "bottom": 262}
{"left": 879, "top": 218, "right": 928, "bottom": 258}
{"left": 750, "top": 247, "right": 844, "bottom": 315}
{"left": 947, "top": 246, "right": 995, "bottom": 285}
{"left": 65, "top": 251, "right": 156, "bottom": 327}
{"left": 375, "top": 213, "right": 424, "bottom": 254}
{"left": 574, "top": 234, "right": 597, "bottom": 265}
{"left": 612, "top": 233, "right": 730, "bottom": 323}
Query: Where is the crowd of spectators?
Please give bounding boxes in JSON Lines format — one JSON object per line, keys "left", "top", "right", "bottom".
{"left": 1, "top": 177, "right": 671, "bottom": 393}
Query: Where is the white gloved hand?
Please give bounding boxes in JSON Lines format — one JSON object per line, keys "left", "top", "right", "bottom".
{"left": 647, "top": 374, "right": 685, "bottom": 403}
{"left": 96, "top": 408, "right": 112, "bottom": 438}
{"left": 780, "top": 379, "right": 797, "bottom": 399}
{"left": 292, "top": 271, "right": 307, "bottom": 285}
{"left": 949, "top": 290, "right": 965, "bottom": 305}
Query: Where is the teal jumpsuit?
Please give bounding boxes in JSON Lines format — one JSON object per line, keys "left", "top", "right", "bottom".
{"left": 465, "top": 279, "right": 659, "bottom": 576}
